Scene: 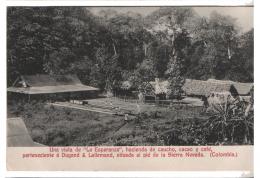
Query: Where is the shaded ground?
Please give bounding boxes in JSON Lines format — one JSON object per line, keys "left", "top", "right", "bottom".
{"left": 8, "top": 99, "right": 209, "bottom": 146}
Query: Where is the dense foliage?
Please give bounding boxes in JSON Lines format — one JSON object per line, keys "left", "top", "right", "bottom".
{"left": 7, "top": 7, "right": 253, "bottom": 92}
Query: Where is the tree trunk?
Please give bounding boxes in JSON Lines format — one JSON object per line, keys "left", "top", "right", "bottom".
{"left": 227, "top": 45, "right": 231, "bottom": 59}
{"left": 144, "top": 43, "right": 147, "bottom": 57}
{"left": 112, "top": 43, "right": 117, "bottom": 55}
{"left": 203, "top": 41, "right": 207, "bottom": 47}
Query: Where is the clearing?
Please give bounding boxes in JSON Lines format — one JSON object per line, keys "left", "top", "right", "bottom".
{"left": 7, "top": 98, "right": 207, "bottom": 146}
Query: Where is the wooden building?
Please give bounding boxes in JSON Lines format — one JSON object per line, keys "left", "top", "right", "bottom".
{"left": 151, "top": 78, "right": 252, "bottom": 98}
{"left": 149, "top": 78, "right": 253, "bottom": 106}
{"left": 7, "top": 74, "right": 99, "bottom": 102}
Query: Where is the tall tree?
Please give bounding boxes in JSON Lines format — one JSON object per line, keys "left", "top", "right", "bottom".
{"left": 146, "top": 7, "right": 193, "bottom": 98}
{"left": 165, "top": 29, "right": 191, "bottom": 99}
{"left": 186, "top": 11, "right": 239, "bottom": 80}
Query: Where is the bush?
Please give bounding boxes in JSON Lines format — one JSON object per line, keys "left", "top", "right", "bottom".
{"left": 205, "top": 98, "right": 253, "bottom": 145}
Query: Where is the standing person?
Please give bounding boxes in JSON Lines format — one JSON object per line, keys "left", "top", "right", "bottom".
{"left": 136, "top": 103, "right": 141, "bottom": 114}
{"left": 124, "top": 113, "right": 129, "bottom": 121}
{"left": 135, "top": 103, "right": 142, "bottom": 123}
{"left": 115, "top": 106, "right": 121, "bottom": 115}
{"left": 202, "top": 96, "right": 209, "bottom": 108}
{"left": 109, "top": 101, "right": 114, "bottom": 109}
{"left": 138, "top": 92, "right": 144, "bottom": 103}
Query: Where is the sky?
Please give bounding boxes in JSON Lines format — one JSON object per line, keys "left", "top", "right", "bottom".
{"left": 89, "top": 7, "right": 253, "bottom": 32}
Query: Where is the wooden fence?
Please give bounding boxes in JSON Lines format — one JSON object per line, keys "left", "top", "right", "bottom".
{"left": 111, "top": 95, "right": 194, "bottom": 108}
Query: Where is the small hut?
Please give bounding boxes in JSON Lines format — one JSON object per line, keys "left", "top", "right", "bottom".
{"left": 150, "top": 78, "right": 169, "bottom": 100}
{"left": 183, "top": 79, "right": 253, "bottom": 107}
{"left": 139, "top": 82, "right": 156, "bottom": 102}
{"left": 114, "top": 80, "right": 137, "bottom": 98}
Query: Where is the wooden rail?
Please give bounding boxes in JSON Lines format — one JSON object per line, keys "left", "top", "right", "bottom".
{"left": 48, "top": 102, "right": 116, "bottom": 115}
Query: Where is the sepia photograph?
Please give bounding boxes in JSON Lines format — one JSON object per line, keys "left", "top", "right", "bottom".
{"left": 7, "top": 6, "right": 254, "bottom": 147}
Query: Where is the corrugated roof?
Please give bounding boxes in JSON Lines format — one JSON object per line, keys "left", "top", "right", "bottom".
{"left": 7, "top": 84, "right": 99, "bottom": 94}
{"left": 8, "top": 74, "right": 99, "bottom": 94}
{"left": 21, "top": 74, "right": 82, "bottom": 87}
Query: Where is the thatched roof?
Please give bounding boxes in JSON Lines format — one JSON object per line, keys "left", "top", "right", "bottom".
{"left": 182, "top": 79, "right": 237, "bottom": 96}
{"left": 149, "top": 78, "right": 252, "bottom": 96}
{"left": 150, "top": 80, "right": 169, "bottom": 95}
{"left": 120, "top": 81, "right": 133, "bottom": 90}
{"left": 139, "top": 82, "right": 155, "bottom": 96}
{"left": 207, "top": 79, "right": 253, "bottom": 95}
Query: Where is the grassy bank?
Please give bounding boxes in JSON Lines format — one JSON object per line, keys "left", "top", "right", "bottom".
{"left": 7, "top": 100, "right": 252, "bottom": 146}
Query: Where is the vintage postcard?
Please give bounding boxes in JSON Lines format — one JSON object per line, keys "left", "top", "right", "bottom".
{"left": 6, "top": 6, "right": 253, "bottom": 175}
